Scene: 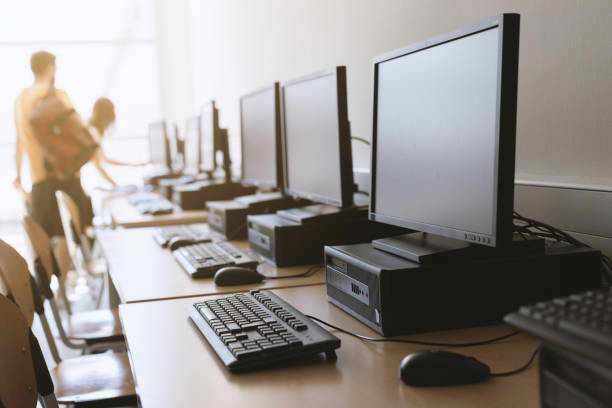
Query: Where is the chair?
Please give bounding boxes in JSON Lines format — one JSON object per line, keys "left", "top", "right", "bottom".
{"left": 0, "top": 294, "right": 58, "bottom": 408}
{"left": 21, "top": 217, "right": 124, "bottom": 353}
{"left": 0, "top": 240, "right": 136, "bottom": 407}
{"left": 55, "top": 191, "right": 106, "bottom": 307}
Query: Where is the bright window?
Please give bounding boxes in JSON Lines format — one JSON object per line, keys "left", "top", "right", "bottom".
{"left": 0, "top": 0, "right": 160, "bottom": 223}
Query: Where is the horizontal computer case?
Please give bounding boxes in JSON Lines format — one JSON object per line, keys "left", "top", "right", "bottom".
{"left": 247, "top": 213, "right": 407, "bottom": 267}
{"left": 325, "top": 242, "right": 603, "bottom": 336}
{"left": 539, "top": 345, "right": 612, "bottom": 407}
{"left": 206, "top": 195, "right": 302, "bottom": 240}
{"left": 172, "top": 181, "right": 257, "bottom": 210}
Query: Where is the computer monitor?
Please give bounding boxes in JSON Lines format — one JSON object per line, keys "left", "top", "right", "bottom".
{"left": 183, "top": 116, "right": 200, "bottom": 174}
{"left": 281, "top": 66, "right": 353, "bottom": 207}
{"left": 200, "top": 101, "right": 218, "bottom": 173}
{"left": 370, "top": 14, "right": 520, "bottom": 248}
{"left": 240, "top": 83, "right": 281, "bottom": 190}
{"left": 148, "top": 121, "right": 169, "bottom": 167}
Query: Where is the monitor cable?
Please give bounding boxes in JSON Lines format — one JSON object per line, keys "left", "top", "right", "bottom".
{"left": 351, "top": 136, "right": 371, "bottom": 146}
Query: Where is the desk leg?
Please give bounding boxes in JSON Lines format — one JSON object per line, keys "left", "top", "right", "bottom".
{"left": 108, "top": 274, "right": 121, "bottom": 308}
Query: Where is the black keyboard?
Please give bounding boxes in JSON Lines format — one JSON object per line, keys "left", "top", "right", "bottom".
{"left": 188, "top": 290, "right": 341, "bottom": 372}
{"left": 153, "top": 224, "right": 210, "bottom": 247}
{"left": 127, "top": 192, "right": 174, "bottom": 215}
{"left": 505, "top": 288, "right": 612, "bottom": 366}
{"left": 173, "top": 241, "right": 258, "bottom": 278}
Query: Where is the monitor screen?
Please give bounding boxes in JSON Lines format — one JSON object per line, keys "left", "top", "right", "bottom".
{"left": 184, "top": 116, "right": 200, "bottom": 172}
{"left": 371, "top": 15, "right": 519, "bottom": 247}
{"left": 281, "top": 67, "right": 353, "bottom": 207}
{"left": 241, "top": 84, "right": 279, "bottom": 188}
{"left": 200, "top": 102, "right": 216, "bottom": 172}
{"left": 148, "top": 121, "right": 168, "bottom": 166}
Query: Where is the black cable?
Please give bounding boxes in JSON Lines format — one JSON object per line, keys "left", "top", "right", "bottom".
{"left": 305, "top": 315, "right": 520, "bottom": 347}
{"left": 490, "top": 347, "right": 540, "bottom": 377}
{"left": 263, "top": 264, "right": 322, "bottom": 280}
{"left": 351, "top": 136, "right": 371, "bottom": 146}
{"left": 513, "top": 211, "right": 612, "bottom": 284}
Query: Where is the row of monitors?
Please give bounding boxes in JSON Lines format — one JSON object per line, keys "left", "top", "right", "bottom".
{"left": 150, "top": 14, "right": 520, "bottom": 249}
{"left": 148, "top": 101, "right": 220, "bottom": 176}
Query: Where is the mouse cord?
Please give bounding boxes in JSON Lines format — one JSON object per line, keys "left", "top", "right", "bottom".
{"left": 263, "top": 264, "right": 323, "bottom": 280}
{"left": 305, "top": 315, "right": 521, "bottom": 347}
{"left": 490, "top": 347, "right": 540, "bottom": 376}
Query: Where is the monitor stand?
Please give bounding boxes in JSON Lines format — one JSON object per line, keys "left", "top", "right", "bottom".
{"left": 372, "top": 232, "right": 545, "bottom": 264}
{"left": 277, "top": 203, "right": 367, "bottom": 224}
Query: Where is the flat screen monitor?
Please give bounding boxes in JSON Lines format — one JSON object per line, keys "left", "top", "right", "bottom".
{"left": 184, "top": 116, "right": 200, "bottom": 173}
{"left": 200, "top": 101, "right": 217, "bottom": 172}
{"left": 240, "top": 83, "right": 281, "bottom": 189}
{"left": 370, "top": 14, "right": 520, "bottom": 247}
{"left": 281, "top": 67, "right": 353, "bottom": 207}
{"left": 148, "top": 121, "right": 169, "bottom": 167}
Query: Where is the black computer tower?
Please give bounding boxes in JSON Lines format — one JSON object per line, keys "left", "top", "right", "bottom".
{"left": 325, "top": 242, "right": 603, "bottom": 336}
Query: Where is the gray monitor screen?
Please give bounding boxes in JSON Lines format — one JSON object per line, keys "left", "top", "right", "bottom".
{"left": 241, "top": 87, "right": 276, "bottom": 187}
{"left": 283, "top": 73, "right": 342, "bottom": 203}
{"left": 148, "top": 122, "right": 167, "bottom": 166}
{"left": 374, "top": 27, "right": 500, "bottom": 237}
{"left": 184, "top": 117, "right": 200, "bottom": 172}
{"left": 200, "top": 103, "right": 215, "bottom": 171}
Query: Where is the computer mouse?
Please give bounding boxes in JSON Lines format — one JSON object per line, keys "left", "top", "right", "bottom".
{"left": 168, "top": 237, "right": 209, "bottom": 251}
{"left": 399, "top": 350, "right": 491, "bottom": 386}
{"left": 214, "top": 266, "right": 265, "bottom": 286}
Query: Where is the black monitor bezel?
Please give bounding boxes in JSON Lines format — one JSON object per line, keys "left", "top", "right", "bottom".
{"left": 148, "top": 120, "right": 170, "bottom": 167}
{"left": 239, "top": 82, "right": 282, "bottom": 190}
{"left": 183, "top": 115, "right": 201, "bottom": 172}
{"left": 199, "top": 101, "right": 218, "bottom": 172}
{"left": 280, "top": 66, "right": 354, "bottom": 208}
{"left": 369, "top": 13, "right": 520, "bottom": 247}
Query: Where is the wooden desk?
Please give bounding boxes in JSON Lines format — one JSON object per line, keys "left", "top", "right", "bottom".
{"left": 97, "top": 227, "right": 325, "bottom": 304}
{"left": 119, "top": 285, "right": 539, "bottom": 408}
{"left": 106, "top": 196, "right": 207, "bottom": 228}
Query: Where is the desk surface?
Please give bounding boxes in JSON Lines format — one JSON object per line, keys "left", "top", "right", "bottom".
{"left": 97, "top": 226, "right": 325, "bottom": 303}
{"left": 106, "top": 196, "right": 207, "bottom": 228}
{"left": 119, "top": 285, "right": 539, "bottom": 408}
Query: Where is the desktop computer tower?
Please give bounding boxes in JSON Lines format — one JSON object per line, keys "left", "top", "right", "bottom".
{"left": 206, "top": 194, "right": 301, "bottom": 240}
{"left": 172, "top": 181, "right": 257, "bottom": 210}
{"left": 247, "top": 213, "right": 406, "bottom": 267}
{"left": 324, "top": 242, "right": 603, "bottom": 336}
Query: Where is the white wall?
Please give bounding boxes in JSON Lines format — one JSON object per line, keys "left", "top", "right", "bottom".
{"left": 156, "top": 0, "right": 195, "bottom": 128}
{"left": 187, "top": 0, "right": 612, "bottom": 185}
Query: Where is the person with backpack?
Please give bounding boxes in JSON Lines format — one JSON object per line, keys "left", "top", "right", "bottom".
{"left": 87, "top": 97, "right": 147, "bottom": 187}
{"left": 14, "top": 51, "right": 95, "bottom": 238}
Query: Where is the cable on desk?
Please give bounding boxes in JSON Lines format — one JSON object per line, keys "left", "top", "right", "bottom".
{"left": 490, "top": 347, "right": 540, "bottom": 377}
{"left": 263, "top": 264, "right": 323, "bottom": 280}
{"left": 305, "top": 315, "right": 521, "bottom": 347}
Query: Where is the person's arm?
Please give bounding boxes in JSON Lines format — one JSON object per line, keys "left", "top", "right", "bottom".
{"left": 91, "top": 151, "right": 118, "bottom": 186}
{"left": 13, "top": 97, "right": 31, "bottom": 206}
{"left": 13, "top": 98, "right": 24, "bottom": 186}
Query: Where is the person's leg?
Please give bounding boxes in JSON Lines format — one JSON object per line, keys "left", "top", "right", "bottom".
{"left": 58, "top": 177, "right": 94, "bottom": 231}
{"left": 30, "top": 178, "right": 64, "bottom": 237}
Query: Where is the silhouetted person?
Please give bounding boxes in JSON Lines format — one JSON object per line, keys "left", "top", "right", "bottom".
{"left": 14, "top": 51, "right": 93, "bottom": 237}
{"left": 87, "top": 97, "right": 146, "bottom": 187}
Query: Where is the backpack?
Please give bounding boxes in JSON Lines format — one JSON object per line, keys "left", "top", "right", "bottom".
{"left": 28, "top": 89, "right": 98, "bottom": 180}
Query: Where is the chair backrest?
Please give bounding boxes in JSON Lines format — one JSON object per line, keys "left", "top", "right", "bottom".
{"left": 0, "top": 294, "right": 39, "bottom": 408}
{"left": 22, "top": 216, "right": 55, "bottom": 284}
{"left": 55, "top": 190, "right": 82, "bottom": 245}
{"left": 0, "top": 240, "right": 36, "bottom": 326}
